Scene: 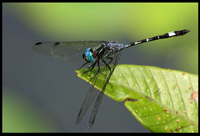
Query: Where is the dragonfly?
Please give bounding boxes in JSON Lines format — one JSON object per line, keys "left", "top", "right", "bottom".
{"left": 34, "top": 29, "right": 190, "bottom": 129}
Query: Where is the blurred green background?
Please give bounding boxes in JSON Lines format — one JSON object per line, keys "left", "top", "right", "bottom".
{"left": 3, "top": 3, "right": 197, "bottom": 132}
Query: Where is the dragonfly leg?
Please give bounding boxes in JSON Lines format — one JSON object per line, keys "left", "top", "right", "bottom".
{"left": 88, "top": 60, "right": 100, "bottom": 83}
{"left": 102, "top": 59, "right": 111, "bottom": 73}
{"left": 101, "top": 58, "right": 114, "bottom": 88}
{"left": 104, "top": 82, "right": 113, "bottom": 88}
{"left": 98, "top": 58, "right": 111, "bottom": 79}
{"left": 77, "top": 62, "right": 89, "bottom": 70}
{"left": 106, "top": 57, "right": 113, "bottom": 65}
{"left": 81, "top": 61, "right": 97, "bottom": 76}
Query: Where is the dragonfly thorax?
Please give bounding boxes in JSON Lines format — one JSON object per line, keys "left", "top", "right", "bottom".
{"left": 82, "top": 48, "right": 95, "bottom": 63}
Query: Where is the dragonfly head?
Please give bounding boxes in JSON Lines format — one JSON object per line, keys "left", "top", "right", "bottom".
{"left": 82, "top": 48, "right": 95, "bottom": 63}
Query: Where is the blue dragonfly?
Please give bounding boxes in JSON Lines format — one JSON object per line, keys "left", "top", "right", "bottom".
{"left": 34, "top": 29, "right": 190, "bottom": 129}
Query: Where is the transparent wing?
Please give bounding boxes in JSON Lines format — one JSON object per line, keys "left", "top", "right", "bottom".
{"left": 76, "top": 58, "right": 106, "bottom": 125}
{"left": 87, "top": 51, "right": 122, "bottom": 129}
{"left": 33, "top": 41, "right": 107, "bottom": 64}
{"left": 75, "top": 48, "right": 122, "bottom": 129}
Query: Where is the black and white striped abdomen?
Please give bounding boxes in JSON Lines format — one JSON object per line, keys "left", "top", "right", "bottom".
{"left": 124, "top": 29, "right": 190, "bottom": 48}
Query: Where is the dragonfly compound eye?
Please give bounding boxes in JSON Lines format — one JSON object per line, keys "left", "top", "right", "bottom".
{"left": 83, "top": 48, "right": 94, "bottom": 63}
{"left": 85, "top": 52, "right": 94, "bottom": 63}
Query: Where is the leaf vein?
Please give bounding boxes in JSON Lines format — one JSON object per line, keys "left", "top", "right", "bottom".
{"left": 137, "top": 67, "right": 152, "bottom": 97}
{"left": 160, "top": 71, "right": 175, "bottom": 111}
{"left": 172, "top": 71, "right": 189, "bottom": 119}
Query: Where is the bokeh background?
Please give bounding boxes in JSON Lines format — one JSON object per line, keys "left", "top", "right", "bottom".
{"left": 3, "top": 3, "right": 198, "bottom": 132}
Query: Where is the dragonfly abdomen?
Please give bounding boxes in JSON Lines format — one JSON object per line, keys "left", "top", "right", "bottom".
{"left": 124, "top": 29, "right": 190, "bottom": 49}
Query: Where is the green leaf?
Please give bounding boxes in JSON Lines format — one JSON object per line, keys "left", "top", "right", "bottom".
{"left": 76, "top": 64, "right": 198, "bottom": 133}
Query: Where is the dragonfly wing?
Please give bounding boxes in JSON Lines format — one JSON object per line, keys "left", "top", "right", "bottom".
{"left": 76, "top": 85, "right": 99, "bottom": 125}
{"left": 76, "top": 57, "right": 107, "bottom": 124}
{"left": 87, "top": 51, "right": 122, "bottom": 129}
{"left": 34, "top": 41, "right": 107, "bottom": 64}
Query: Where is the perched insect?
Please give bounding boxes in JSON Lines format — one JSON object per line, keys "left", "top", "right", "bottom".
{"left": 34, "top": 29, "right": 190, "bottom": 129}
